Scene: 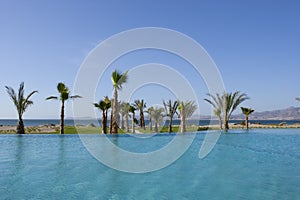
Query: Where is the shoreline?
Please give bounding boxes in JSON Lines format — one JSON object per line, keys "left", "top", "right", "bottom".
{"left": 1, "top": 123, "right": 300, "bottom": 134}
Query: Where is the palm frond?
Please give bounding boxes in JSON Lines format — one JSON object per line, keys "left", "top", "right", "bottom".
{"left": 241, "top": 107, "right": 254, "bottom": 116}
{"left": 184, "top": 101, "right": 197, "bottom": 118}
{"left": 70, "top": 95, "right": 82, "bottom": 99}
{"left": 5, "top": 86, "right": 18, "bottom": 108}
{"left": 6, "top": 82, "right": 37, "bottom": 118}
{"left": 204, "top": 93, "right": 218, "bottom": 109}
{"left": 25, "top": 90, "right": 38, "bottom": 104}
{"left": 229, "top": 92, "right": 249, "bottom": 117}
{"left": 111, "top": 70, "right": 128, "bottom": 90}
{"left": 18, "top": 82, "right": 25, "bottom": 110}
{"left": 23, "top": 100, "right": 34, "bottom": 113}
{"left": 57, "top": 82, "right": 67, "bottom": 93}
{"left": 45, "top": 96, "right": 58, "bottom": 100}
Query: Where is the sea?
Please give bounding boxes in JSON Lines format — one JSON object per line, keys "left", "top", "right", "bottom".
{"left": 0, "top": 119, "right": 299, "bottom": 127}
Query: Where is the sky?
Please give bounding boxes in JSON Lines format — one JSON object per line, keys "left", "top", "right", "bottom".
{"left": 0, "top": 0, "right": 299, "bottom": 119}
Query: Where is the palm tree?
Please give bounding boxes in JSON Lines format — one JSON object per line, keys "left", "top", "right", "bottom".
{"left": 223, "top": 92, "right": 249, "bottom": 131}
{"left": 204, "top": 93, "right": 223, "bottom": 130}
{"left": 178, "top": 101, "right": 197, "bottom": 133}
{"left": 205, "top": 92, "right": 249, "bottom": 132}
{"left": 94, "top": 96, "right": 111, "bottom": 134}
{"left": 5, "top": 82, "right": 38, "bottom": 134}
{"left": 152, "top": 107, "right": 165, "bottom": 132}
{"left": 241, "top": 107, "right": 254, "bottom": 130}
{"left": 296, "top": 98, "right": 300, "bottom": 102}
{"left": 111, "top": 70, "right": 128, "bottom": 134}
{"left": 145, "top": 106, "right": 154, "bottom": 131}
{"left": 134, "top": 99, "right": 146, "bottom": 130}
{"left": 46, "top": 82, "right": 81, "bottom": 134}
{"left": 128, "top": 105, "right": 136, "bottom": 133}
{"left": 163, "top": 100, "right": 179, "bottom": 133}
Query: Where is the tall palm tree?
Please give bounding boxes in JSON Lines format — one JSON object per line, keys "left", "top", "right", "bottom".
{"left": 163, "top": 100, "right": 179, "bottom": 133}
{"left": 94, "top": 96, "right": 111, "bottom": 134}
{"left": 241, "top": 107, "right": 254, "bottom": 130}
{"left": 128, "top": 105, "right": 136, "bottom": 133}
{"left": 5, "top": 82, "right": 38, "bottom": 134}
{"left": 134, "top": 99, "right": 146, "bottom": 130}
{"left": 178, "top": 101, "right": 197, "bottom": 133}
{"left": 111, "top": 70, "right": 128, "bottom": 134}
{"left": 223, "top": 92, "right": 249, "bottom": 131}
{"left": 204, "top": 93, "right": 223, "bottom": 130}
{"left": 46, "top": 82, "right": 81, "bottom": 134}
{"left": 152, "top": 107, "right": 165, "bottom": 132}
{"left": 145, "top": 106, "right": 154, "bottom": 131}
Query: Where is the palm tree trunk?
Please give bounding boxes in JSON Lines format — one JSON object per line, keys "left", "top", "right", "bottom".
{"left": 181, "top": 115, "right": 186, "bottom": 133}
{"left": 169, "top": 117, "right": 173, "bottom": 133}
{"left": 132, "top": 113, "right": 135, "bottom": 133}
{"left": 110, "top": 111, "right": 113, "bottom": 134}
{"left": 140, "top": 111, "right": 145, "bottom": 130}
{"left": 246, "top": 115, "right": 249, "bottom": 130}
{"left": 112, "top": 89, "right": 118, "bottom": 134}
{"left": 224, "top": 119, "right": 229, "bottom": 132}
{"left": 125, "top": 112, "right": 129, "bottom": 132}
{"left": 149, "top": 115, "right": 152, "bottom": 131}
{"left": 60, "top": 101, "right": 65, "bottom": 134}
{"left": 218, "top": 116, "right": 223, "bottom": 130}
{"left": 121, "top": 113, "right": 125, "bottom": 129}
{"left": 17, "top": 116, "right": 25, "bottom": 134}
{"left": 102, "top": 111, "right": 106, "bottom": 134}
{"left": 224, "top": 112, "right": 229, "bottom": 132}
{"left": 154, "top": 121, "right": 158, "bottom": 132}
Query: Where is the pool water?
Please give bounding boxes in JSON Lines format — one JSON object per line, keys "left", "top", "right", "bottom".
{"left": 0, "top": 129, "right": 299, "bottom": 199}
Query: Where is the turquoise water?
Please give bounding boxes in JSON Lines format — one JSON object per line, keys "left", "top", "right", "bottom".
{"left": 0, "top": 129, "right": 299, "bottom": 199}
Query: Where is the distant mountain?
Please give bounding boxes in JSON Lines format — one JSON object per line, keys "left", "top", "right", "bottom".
{"left": 231, "top": 106, "right": 300, "bottom": 120}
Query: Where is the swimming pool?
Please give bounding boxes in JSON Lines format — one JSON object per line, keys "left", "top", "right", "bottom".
{"left": 0, "top": 129, "right": 299, "bottom": 199}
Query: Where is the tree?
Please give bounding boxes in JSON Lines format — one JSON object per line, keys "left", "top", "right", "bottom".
{"left": 111, "top": 70, "right": 128, "bottom": 134}
{"left": 223, "top": 92, "right": 249, "bottom": 131}
{"left": 178, "top": 101, "right": 197, "bottom": 133}
{"left": 241, "top": 107, "right": 254, "bottom": 130}
{"left": 46, "top": 82, "right": 81, "bottom": 134}
{"left": 152, "top": 107, "right": 165, "bottom": 132}
{"left": 296, "top": 98, "right": 300, "bottom": 102}
{"left": 145, "top": 106, "right": 154, "bottom": 131}
{"left": 205, "top": 92, "right": 249, "bottom": 132}
{"left": 204, "top": 93, "right": 223, "bottom": 130}
{"left": 5, "top": 82, "right": 38, "bottom": 134}
{"left": 128, "top": 105, "right": 136, "bottom": 133}
{"left": 94, "top": 96, "right": 111, "bottom": 134}
{"left": 134, "top": 99, "right": 146, "bottom": 130}
{"left": 163, "top": 100, "right": 179, "bottom": 133}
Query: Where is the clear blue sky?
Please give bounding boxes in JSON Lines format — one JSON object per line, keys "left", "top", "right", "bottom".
{"left": 0, "top": 0, "right": 299, "bottom": 119}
